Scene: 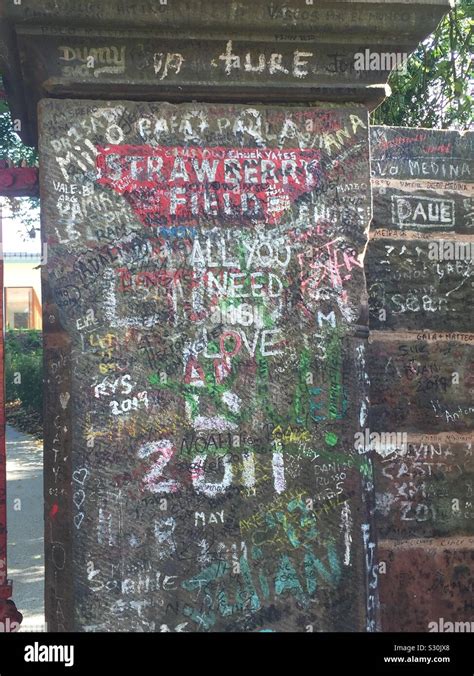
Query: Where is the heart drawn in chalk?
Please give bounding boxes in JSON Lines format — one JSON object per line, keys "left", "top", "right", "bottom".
{"left": 74, "top": 513, "right": 84, "bottom": 529}
{"left": 73, "top": 490, "right": 85, "bottom": 509}
{"left": 59, "top": 392, "right": 70, "bottom": 410}
{"left": 72, "top": 468, "right": 88, "bottom": 486}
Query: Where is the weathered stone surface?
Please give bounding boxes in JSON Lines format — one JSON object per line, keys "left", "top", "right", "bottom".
{"left": 40, "top": 99, "right": 377, "bottom": 632}
{"left": 378, "top": 538, "right": 474, "bottom": 632}
{"left": 370, "top": 126, "right": 474, "bottom": 234}
{"left": 368, "top": 124, "right": 474, "bottom": 635}
{"left": 367, "top": 237, "right": 473, "bottom": 332}
{"left": 0, "top": 1, "right": 452, "bottom": 145}
{"left": 368, "top": 337, "right": 474, "bottom": 433}
{"left": 24, "top": 36, "right": 400, "bottom": 94}
{"left": 3, "top": 0, "right": 453, "bottom": 32}
{"left": 374, "top": 435, "right": 474, "bottom": 539}
{"left": 42, "top": 304, "right": 73, "bottom": 632}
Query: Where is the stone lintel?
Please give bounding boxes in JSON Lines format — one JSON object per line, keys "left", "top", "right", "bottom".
{"left": 0, "top": 0, "right": 452, "bottom": 146}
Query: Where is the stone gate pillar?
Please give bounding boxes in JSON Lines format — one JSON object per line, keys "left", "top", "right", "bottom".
{"left": 0, "top": 0, "right": 450, "bottom": 632}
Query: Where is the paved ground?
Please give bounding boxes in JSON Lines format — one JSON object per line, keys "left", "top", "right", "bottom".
{"left": 6, "top": 424, "right": 45, "bottom": 632}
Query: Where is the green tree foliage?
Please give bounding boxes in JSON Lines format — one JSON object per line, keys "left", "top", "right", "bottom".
{"left": 0, "top": 82, "right": 37, "bottom": 166}
{"left": 5, "top": 330, "right": 43, "bottom": 421}
{"left": 372, "top": 0, "right": 473, "bottom": 129}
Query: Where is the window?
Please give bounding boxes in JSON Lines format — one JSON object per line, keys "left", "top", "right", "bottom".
{"left": 5, "top": 287, "right": 41, "bottom": 330}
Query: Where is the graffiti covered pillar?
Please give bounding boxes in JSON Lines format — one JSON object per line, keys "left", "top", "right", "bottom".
{"left": 368, "top": 126, "right": 474, "bottom": 631}
{"left": 0, "top": 0, "right": 451, "bottom": 632}
{"left": 40, "top": 101, "right": 374, "bottom": 632}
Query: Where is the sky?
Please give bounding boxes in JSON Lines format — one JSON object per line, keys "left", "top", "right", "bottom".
{"left": 0, "top": 198, "right": 41, "bottom": 255}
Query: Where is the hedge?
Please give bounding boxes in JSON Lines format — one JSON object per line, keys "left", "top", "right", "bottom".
{"left": 5, "top": 329, "right": 43, "bottom": 421}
